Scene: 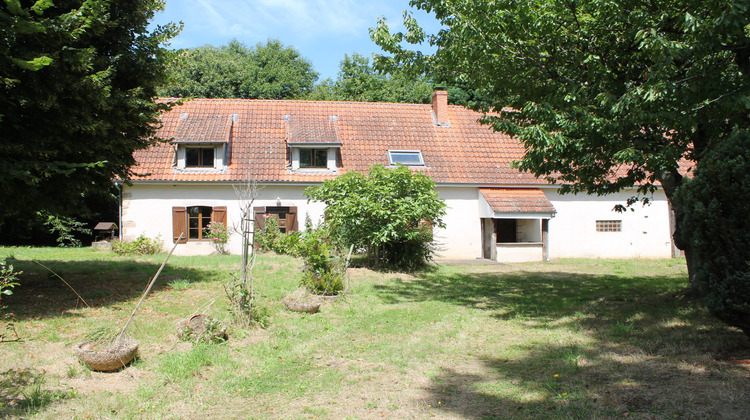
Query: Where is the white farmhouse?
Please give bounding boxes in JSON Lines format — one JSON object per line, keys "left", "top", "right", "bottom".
{"left": 121, "top": 91, "right": 681, "bottom": 261}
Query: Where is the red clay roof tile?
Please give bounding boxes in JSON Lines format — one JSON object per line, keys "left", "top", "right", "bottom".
{"left": 131, "top": 98, "right": 545, "bottom": 185}
{"left": 480, "top": 188, "right": 556, "bottom": 213}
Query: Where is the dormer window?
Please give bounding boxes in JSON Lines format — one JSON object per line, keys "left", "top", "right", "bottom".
{"left": 285, "top": 114, "right": 340, "bottom": 173}
{"left": 186, "top": 147, "right": 215, "bottom": 168}
{"left": 388, "top": 150, "right": 425, "bottom": 166}
{"left": 290, "top": 146, "right": 338, "bottom": 172}
{"left": 171, "top": 113, "right": 234, "bottom": 172}
{"left": 175, "top": 143, "right": 225, "bottom": 171}
{"left": 300, "top": 149, "right": 328, "bottom": 168}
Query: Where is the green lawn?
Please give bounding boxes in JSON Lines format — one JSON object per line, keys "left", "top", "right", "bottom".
{"left": 0, "top": 247, "right": 748, "bottom": 419}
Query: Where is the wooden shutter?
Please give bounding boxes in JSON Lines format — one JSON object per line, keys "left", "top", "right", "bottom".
{"left": 253, "top": 207, "right": 266, "bottom": 233}
{"left": 252, "top": 207, "right": 266, "bottom": 248}
{"left": 287, "top": 207, "right": 298, "bottom": 232}
{"left": 212, "top": 206, "right": 227, "bottom": 225}
{"left": 172, "top": 207, "right": 187, "bottom": 243}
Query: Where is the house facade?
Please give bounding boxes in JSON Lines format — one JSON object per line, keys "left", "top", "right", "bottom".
{"left": 121, "top": 91, "right": 677, "bottom": 261}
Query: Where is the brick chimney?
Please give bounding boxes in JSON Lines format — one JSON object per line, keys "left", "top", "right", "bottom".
{"left": 431, "top": 87, "right": 449, "bottom": 126}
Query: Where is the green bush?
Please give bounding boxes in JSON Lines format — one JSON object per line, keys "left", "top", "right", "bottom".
{"left": 256, "top": 217, "right": 302, "bottom": 256}
{"left": 298, "top": 225, "right": 345, "bottom": 295}
{"left": 376, "top": 225, "right": 438, "bottom": 271}
{"left": 304, "top": 165, "right": 446, "bottom": 271}
{"left": 111, "top": 235, "right": 163, "bottom": 256}
{"left": 673, "top": 129, "right": 750, "bottom": 336}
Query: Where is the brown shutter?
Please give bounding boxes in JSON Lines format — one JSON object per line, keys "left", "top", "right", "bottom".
{"left": 287, "top": 207, "right": 298, "bottom": 232}
{"left": 172, "top": 207, "right": 187, "bottom": 243}
{"left": 252, "top": 207, "right": 266, "bottom": 248}
{"left": 253, "top": 207, "right": 266, "bottom": 233}
{"left": 212, "top": 206, "right": 227, "bottom": 225}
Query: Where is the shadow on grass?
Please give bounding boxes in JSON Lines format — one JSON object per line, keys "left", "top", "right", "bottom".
{"left": 0, "top": 368, "right": 73, "bottom": 417}
{"left": 375, "top": 267, "right": 750, "bottom": 418}
{"left": 3, "top": 257, "right": 229, "bottom": 320}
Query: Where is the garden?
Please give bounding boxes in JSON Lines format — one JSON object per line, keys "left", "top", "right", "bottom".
{"left": 1, "top": 245, "right": 749, "bottom": 419}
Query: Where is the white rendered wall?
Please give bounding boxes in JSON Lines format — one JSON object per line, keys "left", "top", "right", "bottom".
{"left": 544, "top": 188, "right": 673, "bottom": 259}
{"left": 434, "top": 187, "right": 483, "bottom": 259}
{"left": 121, "top": 183, "right": 326, "bottom": 256}
{"left": 496, "top": 243, "right": 543, "bottom": 262}
{"left": 122, "top": 183, "right": 674, "bottom": 260}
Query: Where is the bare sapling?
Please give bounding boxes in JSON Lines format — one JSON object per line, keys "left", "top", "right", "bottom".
{"left": 226, "top": 179, "right": 264, "bottom": 327}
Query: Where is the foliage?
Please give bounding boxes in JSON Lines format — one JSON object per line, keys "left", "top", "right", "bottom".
{"left": 308, "top": 53, "right": 433, "bottom": 103}
{"left": 0, "top": 261, "right": 20, "bottom": 301}
{"left": 371, "top": 0, "right": 750, "bottom": 287}
{"left": 177, "top": 316, "right": 228, "bottom": 344}
{"left": 158, "top": 39, "right": 318, "bottom": 99}
{"left": 111, "top": 235, "right": 162, "bottom": 256}
{"left": 224, "top": 272, "right": 269, "bottom": 328}
{"left": 204, "top": 221, "right": 230, "bottom": 255}
{"left": 0, "top": 0, "right": 180, "bottom": 227}
{"left": 40, "top": 212, "right": 91, "bottom": 248}
{"left": 255, "top": 217, "right": 302, "bottom": 256}
{"left": 673, "top": 129, "right": 750, "bottom": 336}
{"left": 304, "top": 165, "right": 446, "bottom": 270}
{"left": 297, "top": 225, "right": 346, "bottom": 295}
{"left": 1, "top": 261, "right": 20, "bottom": 342}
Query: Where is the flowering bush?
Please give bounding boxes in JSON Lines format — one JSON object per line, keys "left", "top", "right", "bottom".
{"left": 205, "top": 221, "right": 230, "bottom": 254}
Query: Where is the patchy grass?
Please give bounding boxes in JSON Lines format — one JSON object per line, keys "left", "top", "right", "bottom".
{"left": 0, "top": 248, "right": 748, "bottom": 419}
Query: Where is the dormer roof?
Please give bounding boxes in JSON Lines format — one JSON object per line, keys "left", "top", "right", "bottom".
{"left": 285, "top": 114, "right": 341, "bottom": 146}
{"left": 172, "top": 113, "right": 235, "bottom": 144}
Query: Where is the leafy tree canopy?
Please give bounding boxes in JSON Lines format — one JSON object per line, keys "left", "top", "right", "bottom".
{"left": 0, "top": 0, "right": 179, "bottom": 223}
{"left": 304, "top": 165, "right": 447, "bottom": 270}
{"left": 158, "top": 39, "right": 318, "bottom": 99}
{"left": 308, "top": 53, "right": 433, "bottom": 103}
{"left": 372, "top": 1, "right": 750, "bottom": 197}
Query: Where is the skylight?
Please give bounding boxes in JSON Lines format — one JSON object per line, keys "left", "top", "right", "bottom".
{"left": 388, "top": 150, "right": 425, "bottom": 166}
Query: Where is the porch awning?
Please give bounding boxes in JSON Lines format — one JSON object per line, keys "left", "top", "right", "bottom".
{"left": 479, "top": 188, "right": 556, "bottom": 218}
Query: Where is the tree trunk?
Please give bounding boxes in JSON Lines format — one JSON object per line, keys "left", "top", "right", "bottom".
{"left": 658, "top": 170, "right": 701, "bottom": 295}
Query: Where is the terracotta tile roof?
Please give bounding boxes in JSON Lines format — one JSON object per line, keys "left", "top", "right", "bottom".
{"left": 480, "top": 188, "right": 556, "bottom": 213}
{"left": 173, "top": 113, "right": 233, "bottom": 143}
{"left": 130, "top": 98, "right": 545, "bottom": 184}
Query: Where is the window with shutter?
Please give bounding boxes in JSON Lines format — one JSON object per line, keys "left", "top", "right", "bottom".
{"left": 172, "top": 205, "right": 229, "bottom": 243}
{"left": 253, "top": 206, "right": 298, "bottom": 235}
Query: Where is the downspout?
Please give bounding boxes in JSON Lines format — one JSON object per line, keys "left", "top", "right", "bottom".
{"left": 115, "top": 181, "right": 123, "bottom": 241}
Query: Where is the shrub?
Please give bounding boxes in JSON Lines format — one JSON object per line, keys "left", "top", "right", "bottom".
{"left": 111, "top": 235, "right": 163, "bottom": 255}
{"left": 1, "top": 261, "right": 21, "bottom": 341}
{"left": 304, "top": 165, "right": 446, "bottom": 270}
{"left": 40, "top": 211, "right": 92, "bottom": 247}
{"left": 673, "top": 129, "right": 750, "bottom": 336}
{"left": 298, "top": 225, "right": 345, "bottom": 295}
{"left": 255, "top": 217, "right": 302, "bottom": 256}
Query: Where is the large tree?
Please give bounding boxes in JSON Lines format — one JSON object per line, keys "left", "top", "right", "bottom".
{"left": 308, "top": 53, "right": 434, "bottom": 103}
{"left": 372, "top": 1, "right": 750, "bottom": 290}
{"left": 1, "top": 0, "right": 179, "bottom": 224}
{"left": 158, "top": 40, "right": 318, "bottom": 99}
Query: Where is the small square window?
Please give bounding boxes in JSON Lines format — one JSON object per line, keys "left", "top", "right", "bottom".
{"left": 388, "top": 150, "right": 424, "bottom": 166}
{"left": 186, "top": 147, "right": 215, "bottom": 168}
{"left": 596, "top": 220, "right": 622, "bottom": 232}
{"left": 300, "top": 149, "right": 328, "bottom": 168}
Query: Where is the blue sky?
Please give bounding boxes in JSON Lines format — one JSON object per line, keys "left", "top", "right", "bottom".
{"left": 150, "top": 0, "right": 440, "bottom": 81}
